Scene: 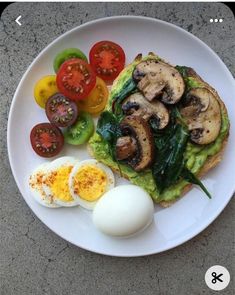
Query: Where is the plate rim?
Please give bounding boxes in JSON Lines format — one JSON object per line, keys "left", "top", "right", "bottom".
{"left": 7, "top": 15, "right": 235, "bottom": 257}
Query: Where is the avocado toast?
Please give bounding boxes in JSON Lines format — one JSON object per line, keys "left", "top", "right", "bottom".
{"left": 89, "top": 53, "right": 230, "bottom": 207}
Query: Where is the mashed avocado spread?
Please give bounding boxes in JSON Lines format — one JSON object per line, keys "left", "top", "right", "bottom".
{"left": 89, "top": 56, "right": 229, "bottom": 202}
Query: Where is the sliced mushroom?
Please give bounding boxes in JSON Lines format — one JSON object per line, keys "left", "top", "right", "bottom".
{"left": 137, "top": 73, "right": 166, "bottom": 101}
{"left": 180, "top": 88, "right": 221, "bottom": 145}
{"left": 133, "top": 60, "right": 185, "bottom": 103}
{"left": 122, "top": 92, "right": 169, "bottom": 129}
{"left": 119, "top": 115, "right": 154, "bottom": 171}
{"left": 182, "top": 88, "right": 210, "bottom": 113}
{"left": 116, "top": 136, "right": 137, "bottom": 161}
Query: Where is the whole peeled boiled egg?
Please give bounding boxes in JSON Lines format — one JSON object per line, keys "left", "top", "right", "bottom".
{"left": 92, "top": 185, "right": 154, "bottom": 237}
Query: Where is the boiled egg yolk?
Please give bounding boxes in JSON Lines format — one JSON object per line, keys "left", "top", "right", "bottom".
{"left": 46, "top": 166, "right": 73, "bottom": 202}
{"left": 73, "top": 165, "right": 107, "bottom": 202}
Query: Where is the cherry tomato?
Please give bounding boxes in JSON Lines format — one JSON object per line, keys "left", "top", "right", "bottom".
{"left": 34, "top": 75, "right": 58, "bottom": 108}
{"left": 30, "top": 123, "right": 64, "bottom": 158}
{"left": 53, "top": 48, "right": 88, "bottom": 73}
{"left": 45, "top": 93, "right": 78, "bottom": 127}
{"left": 64, "top": 112, "right": 94, "bottom": 145}
{"left": 89, "top": 41, "right": 125, "bottom": 82}
{"left": 77, "top": 77, "right": 108, "bottom": 115}
{"left": 56, "top": 58, "right": 96, "bottom": 101}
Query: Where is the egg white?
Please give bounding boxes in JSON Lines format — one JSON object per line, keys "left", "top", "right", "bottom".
{"left": 42, "top": 156, "right": 80, "bottom": 207}
{"left": 69, "top": 159, "right": 115, "bottom": 210}
{"left": 29, "top": 163, "right": 61, "bottom": 208}
{"left": 92, "top": 185, "right": 154, "bottom": 237}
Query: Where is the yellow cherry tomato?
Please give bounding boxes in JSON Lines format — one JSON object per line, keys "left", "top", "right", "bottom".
{"left": 77, "top": 77, "right": 109, "bottom": 115}
{"left": 34, "top": 75, "right": 58, "bottom": 108}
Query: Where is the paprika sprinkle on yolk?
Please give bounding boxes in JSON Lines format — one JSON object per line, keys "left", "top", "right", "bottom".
{"left": 46, "top": 166, "right": 74, "bottom": 202}
{"left": 73, "top": 165, "right": 107, "bottom": 202}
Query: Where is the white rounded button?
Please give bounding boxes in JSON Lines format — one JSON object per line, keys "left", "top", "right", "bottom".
{"left": 205, "top": 265, "right": 230, "bottom": 291}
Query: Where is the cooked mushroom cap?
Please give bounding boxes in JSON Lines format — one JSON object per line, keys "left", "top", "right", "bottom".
{"left": 120, "top": 115, "right": 154, "bottom": 171}
{"left": 122, "top": 92, "right": 169, "bottom": 129}
{"left": 180, "top": 88, "right": 221, "bottom": 145}
{"left": 136, "top": 73, "right": 166, "bottom": 101}
{"left": 116, "top": 136, "right": 137, "bottom": 161}
{"left": 133, "top": 60, "right": 185, "bottom": 103}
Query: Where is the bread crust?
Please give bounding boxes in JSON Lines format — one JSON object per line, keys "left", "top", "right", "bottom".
{"left": 89, "top": 56, "right": 229, "bottom": 207}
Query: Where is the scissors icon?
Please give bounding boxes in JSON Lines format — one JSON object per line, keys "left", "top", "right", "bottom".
{"left": 212, "top": 272, "right": 223, "bottom": 284}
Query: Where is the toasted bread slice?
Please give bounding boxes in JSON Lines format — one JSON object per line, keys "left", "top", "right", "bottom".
{"left": 89, "top": 54, "right": 229, "bottom": 207}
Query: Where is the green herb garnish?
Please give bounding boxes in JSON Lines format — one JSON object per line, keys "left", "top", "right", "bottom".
{"left": 180, "top": 167, "right": 211, "bottom": 199}
{"left": 112, "top": 78, "right": 136, "bottom": 121}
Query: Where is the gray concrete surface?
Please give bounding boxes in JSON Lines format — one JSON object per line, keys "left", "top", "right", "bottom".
{"left": 0, "top": 3, "right": 234, "bottom": 295}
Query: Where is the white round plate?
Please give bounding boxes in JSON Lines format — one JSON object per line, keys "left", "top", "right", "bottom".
{"left": 7, "top": 16, "right": 235, "bottom": 257}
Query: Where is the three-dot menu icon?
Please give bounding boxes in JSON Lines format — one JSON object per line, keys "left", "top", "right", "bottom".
{"left": 210, "top": 18, "right": 223, "bottom": 23}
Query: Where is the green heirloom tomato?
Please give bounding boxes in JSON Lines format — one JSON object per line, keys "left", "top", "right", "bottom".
{"left": 53, "top": 48, "right": 88, "bottom": 72}
{"left": 64, "top": 112, "right": 94, "bottom": 145}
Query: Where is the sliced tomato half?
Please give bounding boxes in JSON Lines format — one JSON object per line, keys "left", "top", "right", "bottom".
{"left": 45, "top": 93, "right": 78, "bottom": 127}
{"left": 30, "top": 123, "right": 64, "bottom": 158}
{"left": 56, "top": 58, "right": 96, "bottom": 101}
{"left": 89, "top": 41, "right": 125, "bottom": 82}
{"left": 77, "top": 77, "right": 108, "bottom": 115}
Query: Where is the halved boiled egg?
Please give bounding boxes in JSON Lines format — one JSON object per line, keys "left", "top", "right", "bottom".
{"left": 42, "top": 156, "right": 80, "bottom": 207}
{"left": 29, "top": 163, "right": 61, "bottom": 208}
{"left": 69, "top": 159, "right": 115, "bottom": 210}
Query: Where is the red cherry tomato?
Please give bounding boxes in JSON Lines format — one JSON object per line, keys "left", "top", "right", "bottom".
{"left": 30, "top": 123, "right": 64, "bottom": 158}
{"left": 56, "top": 58, "right": 96, "bottom": 101}
{"left": 89, "top": 41, "right": 125, "bottom": 82}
